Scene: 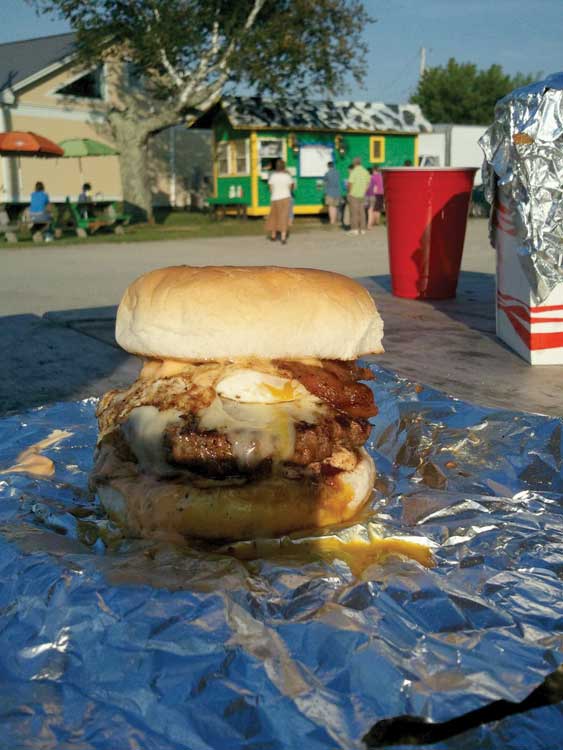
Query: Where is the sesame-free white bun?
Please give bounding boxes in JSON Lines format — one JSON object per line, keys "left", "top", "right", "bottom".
{"left": 95, "top": 449, "right": 375, "bottom": 542}
{"left": 116, "top": 265, "right": 384, "bottom": 361}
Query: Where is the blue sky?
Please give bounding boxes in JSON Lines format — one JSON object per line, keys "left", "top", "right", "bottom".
{"left": 2, "top": 0, "right": 561, "bottom": 102}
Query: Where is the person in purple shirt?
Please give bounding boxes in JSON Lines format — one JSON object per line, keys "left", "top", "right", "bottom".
{"left": 366, "top": 166, "right": 384, "bottom": 228}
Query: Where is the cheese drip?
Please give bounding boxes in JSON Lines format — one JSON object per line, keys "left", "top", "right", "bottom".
{"left": 121, "top": 396, "right": 326, "bottom": 477}
{"left": 198, "top": 396, "right": 325, "bottom": 469}
{"left": 122, "top": 406, "right": 182, "bottom": 475}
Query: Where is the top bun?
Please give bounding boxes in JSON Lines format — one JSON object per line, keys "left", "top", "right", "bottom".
{"left": 116, "top": 265, "right": 384, "bottom": 361}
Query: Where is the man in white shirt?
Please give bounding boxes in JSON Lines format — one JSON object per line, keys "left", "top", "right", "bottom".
{"left": 266, "top": 159, "right": 295, "bottom": 244}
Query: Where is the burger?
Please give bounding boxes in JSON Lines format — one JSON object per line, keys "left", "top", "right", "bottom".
{"left": 90, "top": 266, "right": 384, "bottom": 541}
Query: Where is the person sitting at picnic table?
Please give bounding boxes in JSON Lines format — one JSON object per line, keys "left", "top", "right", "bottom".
{"left": 29, "top": 181, "right": 52, "bottom": 225}
{"left": 78, "top": 183, "right": 93, "bottom": 218}
{"left": 78, "top": 182, "right": 93, "bottom": 204}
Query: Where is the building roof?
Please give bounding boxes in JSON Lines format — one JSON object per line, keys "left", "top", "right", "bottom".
{"left": 0, "top": 32, "right": 76, "bottom": 93}
{"left": 195, "top": 96, "right": 432, "bottom": 133}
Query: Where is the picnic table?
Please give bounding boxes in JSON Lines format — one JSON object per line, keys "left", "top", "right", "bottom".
{"left": 0, "top": 206, "right": 18, "bottom": 243}
{"left": 207, "top": 196, "right": 248, "bottom": 220}
{"left": 65, "top": 198, "right": 131, "bottom": 237}
{"left": 0, "top": 203, "right": 61, "bottom": 243}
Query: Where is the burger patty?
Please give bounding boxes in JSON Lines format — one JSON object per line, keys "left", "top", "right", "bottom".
{"left": 164, "top": 414, "right": 371, "bottom": 479}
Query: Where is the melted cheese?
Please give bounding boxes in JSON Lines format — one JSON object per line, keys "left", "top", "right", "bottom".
{"left": 121, "top": 396, "right": 325, "bottom": 476}
{"left": 198, "top": 395, "right": 325, "bottom": 468}
{"left": 121, "top": 406, "right": 182, "bottom": 475}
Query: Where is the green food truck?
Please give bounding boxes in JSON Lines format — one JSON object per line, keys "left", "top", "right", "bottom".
{"left": 191, "top": 96, "right": 431, "bottom": 217}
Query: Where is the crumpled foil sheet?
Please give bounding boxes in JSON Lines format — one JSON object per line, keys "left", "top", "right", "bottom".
{"left": 0, "top": 364, "right": 562, "bottom": 750}
{"left": 480, "top": 71, "right": 563, "bottom": 302}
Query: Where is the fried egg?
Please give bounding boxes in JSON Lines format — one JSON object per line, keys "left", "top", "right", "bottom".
{"left": 216, "top": 369, "right": 309, "bottom": 404}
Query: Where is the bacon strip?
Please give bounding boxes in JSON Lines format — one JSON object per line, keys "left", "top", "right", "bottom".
{"left": 275, "top": 360, "right": 377, "bottom": 418}
{"left": 322, "top": 359, "right": 374, "bottom": 382}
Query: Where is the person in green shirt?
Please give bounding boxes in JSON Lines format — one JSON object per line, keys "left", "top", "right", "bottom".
{"left": 347, "top": 157, "right": 370, "bottom": 235}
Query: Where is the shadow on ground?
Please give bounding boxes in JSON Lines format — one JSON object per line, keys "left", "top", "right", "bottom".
{"left": 0, "top": 308, "right": 140, "bottom": 416}
{"left": 371, "top": 270, "right": 496, "bottom": 335}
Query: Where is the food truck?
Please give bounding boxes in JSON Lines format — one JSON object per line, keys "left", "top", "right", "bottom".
{"left": 190, "top": 96, "right": 431, "bottom": 217}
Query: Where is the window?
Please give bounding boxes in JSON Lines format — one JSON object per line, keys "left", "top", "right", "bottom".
{"left": 216, "top": 142, "right": 229, "bottom": 176}
{"left": 216, "top": 140, "right": 250, "bottom": 176}
{"left": 56, "top": 67, "right": 104, "bottom": 99}
{"left": 232, "top": 140, "right": 249, "bottom": 174}
{"left": 369, "top": 136, "right": 385, "bottom": 163}
{"left": 299, "top": 145, "right": 333, "bottom": 177}
{"left": 259, "top": 138, "right": 284, "bottom": 171}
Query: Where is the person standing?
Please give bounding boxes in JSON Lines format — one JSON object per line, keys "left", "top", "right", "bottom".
{"left": 347, "top": 157, "right": 370, "bottom": 235}
{"left": 366, "top": 166, "right": 384, "bottom": 228}
{"left": 266, "top": 159, "right": 294, "bottom": 244}
{"left": 323, "top": 161, "right": 341, "bottom": 226}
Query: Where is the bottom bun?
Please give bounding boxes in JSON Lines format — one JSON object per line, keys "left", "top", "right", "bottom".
{"left": 95, "top": 449, "right": 375, "bottom": 542}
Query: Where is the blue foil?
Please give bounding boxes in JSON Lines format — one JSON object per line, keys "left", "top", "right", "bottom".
{"left": 0, "top": 366, "right": 562, "bottom": 749}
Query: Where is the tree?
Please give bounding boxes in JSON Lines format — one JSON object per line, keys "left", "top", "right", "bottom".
{"left": 30, "top": 0, "right": 372, "bottom": 221}
{"left": 410, "top": 59, "right": 538, "bottom": 125}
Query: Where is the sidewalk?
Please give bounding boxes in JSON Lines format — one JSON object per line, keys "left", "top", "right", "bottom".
{"left": 1, "top": 219, "right": 562, "bottom": 417}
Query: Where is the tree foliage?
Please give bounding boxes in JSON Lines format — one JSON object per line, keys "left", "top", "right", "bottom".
{"left": 410, "top": 59, "right": 539, "bottom": 124}
{"left": 28, "top": 0, "right": 373, "bottom": 219}
{"left": 32, "top": 0, "right": 372, "bottom": 102}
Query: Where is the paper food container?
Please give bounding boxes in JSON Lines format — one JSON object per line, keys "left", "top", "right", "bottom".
{"left": 494, "top": 189, "right": 563, "bottom": 364}
{"left": 481, "top": 73, "right": 563, "bottom": 365}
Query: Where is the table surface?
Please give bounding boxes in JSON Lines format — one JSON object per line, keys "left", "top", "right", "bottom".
{"left": 0, "top": 219, "right": 561, "bottom": 417}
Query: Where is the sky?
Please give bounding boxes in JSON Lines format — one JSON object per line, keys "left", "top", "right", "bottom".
{"left": 1, "top": 0, "right": 561, "bottom": 102}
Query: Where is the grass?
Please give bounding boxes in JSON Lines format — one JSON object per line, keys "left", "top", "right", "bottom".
{"left": 1, "top": 209, "right": 326, "bottom": 249}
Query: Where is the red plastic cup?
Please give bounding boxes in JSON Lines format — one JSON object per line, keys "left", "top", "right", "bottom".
{"left": 381, "top": 167, "right": 477, "bottom": 299}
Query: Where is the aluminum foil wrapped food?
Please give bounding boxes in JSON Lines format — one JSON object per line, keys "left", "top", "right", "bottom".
{"left": 480, "top": 72, "right": 563, "bottom": 302}
{"left": 0, "top": 365, "right": 562, "bottom": 749}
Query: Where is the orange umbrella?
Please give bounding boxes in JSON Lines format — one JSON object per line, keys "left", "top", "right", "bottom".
{"left": 0, "top": 131, "right": 64, "bottom": 158}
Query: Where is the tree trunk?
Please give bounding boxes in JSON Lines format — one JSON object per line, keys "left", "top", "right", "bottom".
{"left": 112, "top": 120, "right": 153, "bottom": 223}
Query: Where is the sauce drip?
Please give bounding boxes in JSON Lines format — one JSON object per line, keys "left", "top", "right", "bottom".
{"left": 0, "top": 429, "right": 73, "bottom": 478}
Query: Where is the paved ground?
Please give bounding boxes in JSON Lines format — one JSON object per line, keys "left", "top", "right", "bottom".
{"left": 1, "top": 219, "right": 562, "bottom": 416}
{"left": 0, "top": 220, "right": 493, "bottom": 316}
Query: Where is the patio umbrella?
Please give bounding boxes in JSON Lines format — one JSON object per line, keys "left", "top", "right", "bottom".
{"left": 59, "top": 138, "right": 119, "bottom": 185}
{"left": 0, "top": 131, "right": 64, "bottom": 157}
{"left": 0, "top": 131, "right": 64, "bottom": 201}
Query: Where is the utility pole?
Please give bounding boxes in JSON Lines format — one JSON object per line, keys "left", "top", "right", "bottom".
{"left": 419, "top": 46, "right": 426, "bottom": 78}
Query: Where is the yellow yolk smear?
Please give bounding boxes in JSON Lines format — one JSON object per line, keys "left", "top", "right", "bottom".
{"left": 0, "top": 429, "right": 73, "bottom": 478}
{"left": 313, "top": 537, "right": 435, "bottom": 574}
{"left": 223, "top": 534, "right": 435, "bottom": 575}
{"left": 216, "top": 369, "right": 309, "bottom": 404}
